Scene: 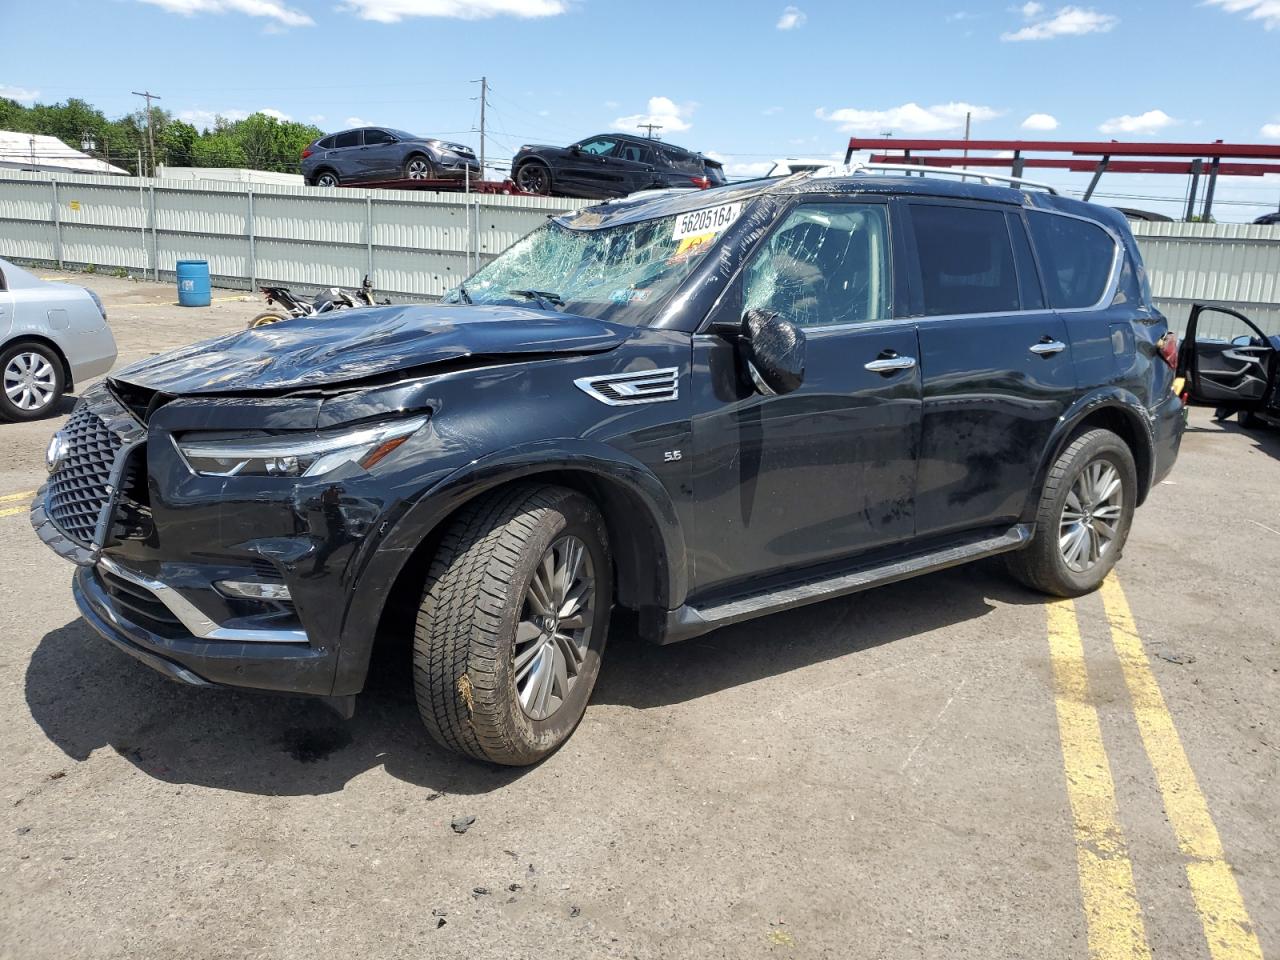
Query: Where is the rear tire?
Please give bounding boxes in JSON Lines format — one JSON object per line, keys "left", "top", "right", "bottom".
{"left": 1006, "top": 429, "right": 1137, "bottom": 597}
{"left": 314, "top": 169, "right": 339, "bottom": 188}
{"left": 413, "top": 485, "right": 612, "bottom": 765}
{"left": 0, "top": 341, "right": 65, "bottom": 422}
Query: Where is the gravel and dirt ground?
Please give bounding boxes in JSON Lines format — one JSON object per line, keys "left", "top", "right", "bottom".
{"left": 1, "top": 271, "right": 1276, "bottom": 960}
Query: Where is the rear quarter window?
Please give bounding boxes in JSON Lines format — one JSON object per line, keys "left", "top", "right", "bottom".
{"left": 333, "top": 130, "right": 361, "bottom": 148}
{"left": 317, "top": 136, "right": 336, "bottom": 149}
{"left": 1027, "top": 212, "right": 1117, "bottom": 309}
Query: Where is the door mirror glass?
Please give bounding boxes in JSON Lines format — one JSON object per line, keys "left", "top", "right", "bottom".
{"left": 742, "top": 308, "right": 806, "bottom": 395}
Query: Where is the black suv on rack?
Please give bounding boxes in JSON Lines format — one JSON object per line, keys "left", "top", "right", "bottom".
{"left": 512, "top": 134, "right": 726, "bottom": 198}
{"left": 32, "top": 169, "right": 1184, "bottom": 765}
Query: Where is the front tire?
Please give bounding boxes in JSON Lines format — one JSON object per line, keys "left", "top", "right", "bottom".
{"left": 516, "top": 161, "right": 552, "bottom": 195}
{"left": 404, "top": 154, "right": 435, "bottom": 180}
{"left": 0, "top": 341, "right": 65, "bottom": 422}
{"left": 1006, "top": 428, "right": 1137, "bottom": 597}
{"left": 414, "top": 485, "right": 612, "bottom": 765}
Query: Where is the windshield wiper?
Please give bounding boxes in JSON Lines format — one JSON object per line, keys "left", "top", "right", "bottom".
{"left": 508, "top": 289, "right": 564, "bottom": 311}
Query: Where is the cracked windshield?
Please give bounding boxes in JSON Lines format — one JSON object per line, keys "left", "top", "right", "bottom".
{"left": 445, "top": 210, "right": 730, "bottom": 323}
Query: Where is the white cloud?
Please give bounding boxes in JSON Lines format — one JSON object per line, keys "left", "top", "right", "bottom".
{"left": 1099, "top": 108, "right": 1177, "bottom": 135}
{"left": 260, "top": 107, "right": 291, "bottom": 121}
{"left": 706, "top": 152, "right": 776, "bottom": 178}
{"left": 0, "top": 85, "right": 40, "bottom": 104}
{"left": 612, "top": 96, "right": 695, "bottom": 135}
{"left": 603, "top": 100, "right": 620, "bottom": 110}
{"left": 1002, "top": 5, "right": 1117, "bottom": 40}
{"left": 345, "top": 116, "right": 371, "bottom": 127}
{"left": 1022, "top": 112, "right": 1060, "bottom": 131}
{"left": 816, "top": 101, "right": 1000, "bottom": 135}
{"left": 340, "top": 0, "right": 566, "bottom": 22}
{"left": 1261, "top": 122, "right": 1280, "bottom": 138}
{"left": 309, "top": 114, "right": 326, "bottom": 123}
{"left": 178, "top": 108, "right": 250, "bottom": 129}
{"left": 762, "top": 105, "right": 784, "bottom": 116}
{"left": 776, "top": 5, "right": 806, "bottom": 29}
{"left": 136, "top": 0, "right": 313, "bottom": 27}
{"left": 1205, "top": 0, "right": 1280, "bottom": 30}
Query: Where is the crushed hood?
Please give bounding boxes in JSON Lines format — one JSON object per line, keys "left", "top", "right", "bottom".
{"left": 110, "top": 303, "right": 630, "bottom": 395}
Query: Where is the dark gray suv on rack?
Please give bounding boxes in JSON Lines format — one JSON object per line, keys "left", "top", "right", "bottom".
{"left": 301, "top": 127, "right": 480, "bottom": 186}
{"left": 32, "top": 167, "right": 1184, "bottom": 766}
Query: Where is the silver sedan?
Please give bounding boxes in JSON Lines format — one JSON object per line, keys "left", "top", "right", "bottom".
{"left": 0, "top": 258, "right": 117, "bottom": 421}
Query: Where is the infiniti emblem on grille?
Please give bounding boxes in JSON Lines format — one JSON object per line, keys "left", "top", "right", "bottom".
{"left": 45, "top": 431, "right": 68, "bottom": 474}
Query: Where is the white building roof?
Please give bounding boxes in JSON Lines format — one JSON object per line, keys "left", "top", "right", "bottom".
{"left": 0, "top": 131, "right": 129, "bottom": 175}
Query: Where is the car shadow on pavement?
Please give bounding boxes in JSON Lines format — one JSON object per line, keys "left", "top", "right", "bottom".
{"left": 25, "top": 622, "right": 527, "bottom": 797}
{"left": 593, "top": 561, "right": 1008, "bottom": 709}
{"left": 1184, "top": 415, "right": 1280, "bottom": 461}
{"left": 27, "top": 561, "right": 1015, "bottom": 795}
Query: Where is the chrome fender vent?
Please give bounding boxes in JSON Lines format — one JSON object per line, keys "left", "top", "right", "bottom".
{"left": 574, "top": 368, "right": 680, "bottom": 406}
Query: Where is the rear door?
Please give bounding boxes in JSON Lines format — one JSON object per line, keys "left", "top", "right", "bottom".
{"left": 327, "top": 129, "right": 364, "bottom": 180}
{"left": 908, "top": 201, "right": 1077, "bottom": 538}
{"left": 1178, "top": 304, "right": 1277, "bottom": 412}
{"left": 689, "top": 198, "right": 922, "bottom": 595}
{"left": 615, "top": 141, "right": 658, "bottom": 193}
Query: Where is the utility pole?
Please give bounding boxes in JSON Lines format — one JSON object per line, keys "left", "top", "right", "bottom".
{"left": 639, "top": 123, "right": 662, "bottom": 139}
{"left": 132, "top": 90, "right": 161, "bottom": 177}
{"left": 963, "top": 111, "right": 971, "bottom": 160}
{"left": 471, "top": 76, "right": 488, "bottom": 179}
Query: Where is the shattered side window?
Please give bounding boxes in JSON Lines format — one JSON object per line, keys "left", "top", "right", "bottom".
{"left": 742, "top": 203, "right": 891, "bottom": 328}
{"left": 450, "top": 212, "right": 726, "bottom": 325}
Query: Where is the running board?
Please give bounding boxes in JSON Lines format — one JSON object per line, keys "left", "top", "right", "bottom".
{"left": 659, "top": 524, "right": 1034, "bottom": 644}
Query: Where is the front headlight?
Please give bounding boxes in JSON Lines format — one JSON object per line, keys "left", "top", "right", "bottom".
{"left": 175, "top": 416, "right": 428, "bottom": 478}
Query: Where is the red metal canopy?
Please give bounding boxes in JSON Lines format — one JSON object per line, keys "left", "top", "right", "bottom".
{"left": 845, "top": 138, "right": 1280, "bottom": 220}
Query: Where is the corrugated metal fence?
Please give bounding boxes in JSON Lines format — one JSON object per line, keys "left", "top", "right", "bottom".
{"left": 1130, "top": 220, "right": 1280, "bottom": 338}
{"left": 1, "top": 170, "right": 1277, "bottom": 335}
{"left": 0, "top": 169, "right": 585, "bottom": 301}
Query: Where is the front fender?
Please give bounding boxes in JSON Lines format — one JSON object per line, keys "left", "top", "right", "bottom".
{"left": 1023, "top": 388, "right": 1157, "bottom": 521}
{"left": 332, "top": 438, "right": 688, "bottom": 694}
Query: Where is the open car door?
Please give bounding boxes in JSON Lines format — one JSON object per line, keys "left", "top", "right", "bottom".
{"left": 1177, "top": 303, "right": 1278, "bottom": 420}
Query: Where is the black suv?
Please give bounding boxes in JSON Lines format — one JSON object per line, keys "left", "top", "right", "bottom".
{"left": 512, "top": 134, "right": 726, "bottom": 199}
{"left": 32, "top": 170, "right": 1184, "bottom": 765}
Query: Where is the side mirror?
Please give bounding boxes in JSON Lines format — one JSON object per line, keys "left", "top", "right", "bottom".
{"left": 569, "top": 144, "right": 582, "bottom": 155}
{"left": 714, "top": 309, "right": 806, "bottom": 395}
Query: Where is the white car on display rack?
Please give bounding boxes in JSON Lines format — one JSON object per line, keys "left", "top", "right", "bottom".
{"left": 0, "top": 258, "right": 116, "bottom": 421}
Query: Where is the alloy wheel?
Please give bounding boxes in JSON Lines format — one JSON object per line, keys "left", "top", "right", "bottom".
{"left": 517, "top": 164, "right": 549, "bottom": 194}
{"left": 406, "top": 158, "right": 432, "bottom": 180}
{"left": 317, "top": 172, "right": 338, "bottom": 187}
{"left": 3, "top": 351, "right": 57, "bottom": 412}
{"left": 513, "top": 535, "right": 594, "bottom": 721}
{"left": 1059, "top": 459, "right": 1124, "bottom": 573}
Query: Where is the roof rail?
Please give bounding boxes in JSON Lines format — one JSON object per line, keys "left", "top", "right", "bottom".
{"left": 810, "top": 161, "right": 1059, "bottom": 195}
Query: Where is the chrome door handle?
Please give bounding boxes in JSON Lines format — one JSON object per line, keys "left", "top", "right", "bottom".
{"left": 1029, "top": 340, "right": 1067, "bottom": 356}
{"left": 864, "top": 355, "right": 917, "bottom": 373}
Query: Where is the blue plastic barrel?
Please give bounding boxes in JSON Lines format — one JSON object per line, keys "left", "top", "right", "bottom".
{"left": 176, "top": 260, "right": 211, "bottom": 307}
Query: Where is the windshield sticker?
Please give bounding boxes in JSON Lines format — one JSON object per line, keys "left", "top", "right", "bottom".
{"left": 672, "top": 202, "right": 742, "bottom": 241}
{"left": 609, "top": 288, "right": 652, "bottom": 304}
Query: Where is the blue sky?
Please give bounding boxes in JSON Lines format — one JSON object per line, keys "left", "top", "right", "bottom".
{"left": 3, "top": 0, "right": 1280, "bottom": 219}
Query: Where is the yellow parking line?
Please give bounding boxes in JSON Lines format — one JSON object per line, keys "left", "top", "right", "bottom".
{"left": 1100, "top": 575, "right": 1264, "bottom": 960}
{"left": 0, "top": 489, "right": 37, "bottom": 503}
{"left": 0, "top": 504, "right": 29, "bottom": 519}
{"left": 1047, "top": 597, "right": 1153, "bottom": 960}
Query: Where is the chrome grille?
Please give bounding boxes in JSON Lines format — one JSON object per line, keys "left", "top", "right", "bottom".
{"left": 46, "top": 404, "right": 123, "bottom": 543}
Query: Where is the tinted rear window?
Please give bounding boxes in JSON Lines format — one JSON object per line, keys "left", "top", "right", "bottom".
{"left": 333, "top": 130, "right": 361, "bottom": 148}
{"left": 364, "top": 129, "right": 395, "bottom": 145}
{"left": 1027, "top": 211, "right": 1117, "bottom": 309}
{"left": 317, "top": 136, "right": 336, "bottom": 149}
{"left": 909, "top": 204, "right": 1019, "bottom": 316}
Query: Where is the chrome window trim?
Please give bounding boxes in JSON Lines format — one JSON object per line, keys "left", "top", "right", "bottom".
{"left": 97, "top": 556, "right": 309, "bottom": 645}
